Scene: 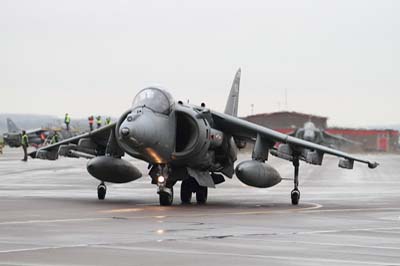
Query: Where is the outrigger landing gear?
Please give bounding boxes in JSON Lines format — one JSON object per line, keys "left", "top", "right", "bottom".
{"left": 291, "top": 158, "right": 300, "bottom": 205}
{"left": 97, "top": 182, "right": 106, "bottom": 200}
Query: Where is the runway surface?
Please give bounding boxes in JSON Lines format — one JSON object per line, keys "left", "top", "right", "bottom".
{"left": 0, "top": 147, "right": 399, "bottom": 265}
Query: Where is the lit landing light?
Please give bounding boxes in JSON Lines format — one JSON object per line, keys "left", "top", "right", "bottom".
{"left": 158, "top": 176, "right": 165, "bottom": 184}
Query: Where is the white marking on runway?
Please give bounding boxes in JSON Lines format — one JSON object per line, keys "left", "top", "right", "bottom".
{"left": 91, "top": 244, "right": 400, "bottom": 265}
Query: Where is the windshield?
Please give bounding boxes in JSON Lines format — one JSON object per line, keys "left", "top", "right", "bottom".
{"left": 132, "top": 87, "right": 172, "bottom": 115}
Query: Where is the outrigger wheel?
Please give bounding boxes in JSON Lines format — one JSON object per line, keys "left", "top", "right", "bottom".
{"left": 97, "top": 182, "right": 107, "bottom": 200}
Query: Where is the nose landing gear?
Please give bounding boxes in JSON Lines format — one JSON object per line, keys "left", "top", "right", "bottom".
{"left": 159, "top": 187, "right": 174, "bottom": 206}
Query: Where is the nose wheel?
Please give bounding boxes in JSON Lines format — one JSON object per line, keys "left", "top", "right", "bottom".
{"left": 97, "top": 182, "right": 106, "bottom": 200}
{"left": 159, "top": 187, "right": 174, "bottom": 206}
{"left": 291, "top": 158, "right": 300, "bottom": 205}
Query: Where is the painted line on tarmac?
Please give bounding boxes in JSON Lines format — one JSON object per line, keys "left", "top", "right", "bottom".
{"left": 0, "top": 202, "right": 322, "bottom": 226}
{"left": 302, "top": 207, "right": 400, "bottom": 213}
{"left": 227, "top": 238, "right": 400, "bottom": 251}
{"left": 0, "top": 217, "right": 109, "bottom": 226}
{"left": 91, "top": 244, "right": 400, "bottom": 265}
{"left": 0, "top": 244, "right": 91, "bottom": 254}
{"left": 96, "top": 202, "right": 322, "bottom": 216}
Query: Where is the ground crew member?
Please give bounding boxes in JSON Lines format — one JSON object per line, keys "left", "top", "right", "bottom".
{"left": 50, "top": 132, "right": 59, "bottom": 144}
{"left": 96, "top": 116, "right": 102, "bottom": 128}
{"left": 21, "top": 130, "right": 28, "bottom": 161}
{"left": 64, "top": 113, "right": 71, "bottom": 131}
{"left": 106, "top": 117, "right": 111, "bottom": 125}
{"left": 88, "top": 116, "right": 94, "bottom": 131}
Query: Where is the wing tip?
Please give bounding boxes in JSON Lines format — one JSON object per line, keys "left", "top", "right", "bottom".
{"left": 368, "top": 162, "right": 379, "bottom": 169}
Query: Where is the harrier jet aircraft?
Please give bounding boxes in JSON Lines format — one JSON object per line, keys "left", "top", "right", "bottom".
{"left": 30, "top": 69, "right": 378, "bottom": 206}
{"left": 3, "top": 118, "right": 48, "bottom": 148}
{"left": 289, "top": 121, "right": 361, "bottom": 149}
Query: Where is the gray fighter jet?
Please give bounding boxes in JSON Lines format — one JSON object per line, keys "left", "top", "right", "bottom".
{"left": 290, "top": 121, "right": 361, "bottom": 149}
{"left": 30, "top": 69, "right": 378, "bottom": 206}
{"left": 3, "top": 118, "right": 48, "bottom": 148}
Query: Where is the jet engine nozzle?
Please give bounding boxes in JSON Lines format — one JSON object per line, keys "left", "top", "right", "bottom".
{"left": 235, "top": 160, "right": 282, "bottom": 188}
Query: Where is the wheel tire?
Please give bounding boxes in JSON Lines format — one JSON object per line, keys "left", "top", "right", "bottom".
{"left": 180, "top": 179, "right": 193, "bottom": 204}
{"left": 291, "top": 189, "right": 300, "bottom": 205}
{"left": 97, "top": 184, "right": 106, "bottom": 200}
{"left": 196, "top": 186, "right": 208, "bottom": 204}
{"left": 160, "top": 187, "right": 174, "bottom": 206}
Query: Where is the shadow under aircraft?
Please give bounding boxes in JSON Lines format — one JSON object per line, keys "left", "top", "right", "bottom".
{"left": 30, "top": 69, "right": 378, "bottom": 206}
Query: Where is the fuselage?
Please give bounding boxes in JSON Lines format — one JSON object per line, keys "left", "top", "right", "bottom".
{"left": 116, "top": 87, "right": 236, "bottom": 172}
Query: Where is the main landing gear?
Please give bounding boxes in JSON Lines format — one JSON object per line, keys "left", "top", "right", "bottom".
{"left": 291, "top": 158, "right": 300, "bottom": 205}
{"left": 180, "top": 178, "right": 208, "bottom": 205}
{"left": 97, "top": 182, "right": 107, "bottom": 200}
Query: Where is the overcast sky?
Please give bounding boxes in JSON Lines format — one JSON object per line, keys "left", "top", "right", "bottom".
{"left": 0, "top": 0, "right": 399, "bottom": 127}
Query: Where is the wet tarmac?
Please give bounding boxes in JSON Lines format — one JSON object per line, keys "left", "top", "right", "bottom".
{"left": 0, "top": 147, "right": 399, "bottom": 265}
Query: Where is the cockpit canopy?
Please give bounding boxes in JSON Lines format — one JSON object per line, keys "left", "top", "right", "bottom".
{"left": 132, "top": 87, "right": 174, "bottom": 115}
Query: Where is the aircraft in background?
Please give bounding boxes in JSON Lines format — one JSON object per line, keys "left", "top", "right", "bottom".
{"left": 3, "top": 118, "right": 80, "bottom": 148}
{"left": 30, "top": 69, "right": 378, "bottom": 206}
{"left": 289, "top": 121, "right": 361, "bottom": 149}
{"left": 3, "top": 118, "right": 48, "bottom": 148}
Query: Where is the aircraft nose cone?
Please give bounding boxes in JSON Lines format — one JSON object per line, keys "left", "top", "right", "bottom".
{"left": 121, "top": 127, "right": 130, "bottom": 137}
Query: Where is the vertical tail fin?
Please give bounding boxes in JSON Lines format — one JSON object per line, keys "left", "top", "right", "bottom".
{"left": 7, "top": 118, "right": 20, "bottom": 133}
{"left": 224, "top": 68, "right": 241, "bottom": 117}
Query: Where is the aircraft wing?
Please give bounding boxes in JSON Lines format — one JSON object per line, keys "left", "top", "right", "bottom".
{"left": 211, "top": 111, "right": 378, "bottom": 169}
{"left": 29, "top": 123, "right": 119, "bottom": 160}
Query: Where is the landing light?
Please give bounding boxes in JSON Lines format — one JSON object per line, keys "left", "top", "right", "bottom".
{"left": 158, "top": 176, "right": 165, "bottom": 183}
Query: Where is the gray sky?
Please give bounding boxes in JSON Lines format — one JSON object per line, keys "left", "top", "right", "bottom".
{"left": 1, "top": 0, "right": 399, "bottom": 127}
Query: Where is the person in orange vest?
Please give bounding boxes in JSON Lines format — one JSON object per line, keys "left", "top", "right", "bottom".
{"left": 88, "top": 116, "right": 94, "bottom": 131}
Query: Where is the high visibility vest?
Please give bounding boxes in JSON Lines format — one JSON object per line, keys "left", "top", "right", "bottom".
{"left": 96, "top": 118, "right": 102, "bottom": 124}
{"left": 106, "top": 118, "right": 111, "bottom": 125}
{"left": 51, "top": 134, "right": 59, "bottom": 144}
{"left": 21, "top": 134, "right": 28, "bottom": 146}
{"left": 65, "top": 115, "right": 70, "bottom": 123}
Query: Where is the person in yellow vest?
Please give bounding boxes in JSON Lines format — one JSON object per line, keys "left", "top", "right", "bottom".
{"left": 50, "top": 132, "right": 59, "bottom": 144}
{"left": 96, "top": 116, "right": 102, "bottom": 129}
{"left": 64, "top": 113, "right": 71, "bottom": 131}
{"left": 21, "top": 130, "right": 29, "bottom": 161}
{"left": 105, "top": 117, "right": 111, "bottom": 125}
